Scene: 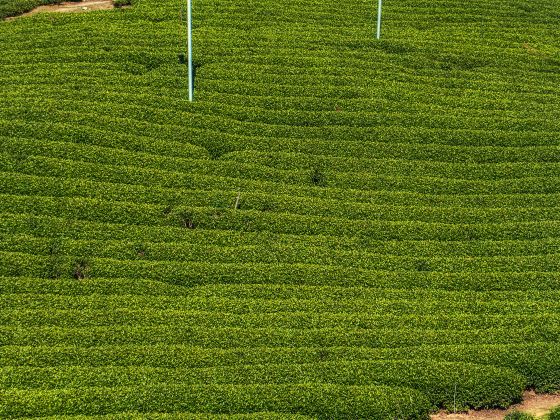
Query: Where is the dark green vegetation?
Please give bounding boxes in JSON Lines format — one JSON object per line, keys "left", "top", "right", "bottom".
{"left": 0, "top": 0, "right": 73, "bottom": 19}
{"left": 550, "top": 406, "right": 560, "bottom": 420}
{"left": 504, "top": 412, "right": 536, "bottom": 420}
{"left": 1, "top": 0, "right": 560, "bottom": 417}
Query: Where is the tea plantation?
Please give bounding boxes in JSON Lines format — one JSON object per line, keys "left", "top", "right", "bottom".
{"left": 1, "top": 0, "right": 560, "bottom": 417}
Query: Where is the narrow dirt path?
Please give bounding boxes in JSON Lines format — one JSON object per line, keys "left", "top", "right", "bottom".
{"left": 431, "top": 391, "right": 560, "bottom": 419}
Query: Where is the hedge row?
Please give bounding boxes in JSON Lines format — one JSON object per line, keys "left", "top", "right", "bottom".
{"left": 6, "top": 65, "right": 558, "bottom": 120}
{"left": 4, "top": 77, "right": 555, "bottom": 121}
{"left": 0, "top": 0, "right": 63, "bottom": 19}
{"left": 195, "top": 46, "right": 560, "bottom": 83}
{"left": 0, "top": 360, "right": 525, "bottom": 410}
{"left": 4, "top": 112, "right": 560, "bottom": 164}
{"left": 3, "top": 174, "right": 560, "bottom": 235}
{"left": 5, "top": 338, "right": 553, "bottom": 397}
{"left": 3, "top": 251, "right": 560, "bottom": 290}
{"left": 3, "top": 211, "right": 560, "bottom": 257}
{"left": 0, "top": 383, "right": 431, "bottom": 419}
{"left": 2, "top": 223, "right": 549, "bottom": 262}
{"left": 3, "top": 71, "right": 560, "bottom": 142}
{"left": 220, "top": 150, "right": 560, "bottom": 180}
{"left": 1, "top": 31, "right": 556, "bottom": 88}
{"left": 4, "top": 99, "right": 560, "bottom": 156}
{"left": 5, "top": 171, "right": 560, "bottom": 227}
{"left": 195, "top": 67, "right": 560, "bottom": 106}
{"left": 1, "top": 323, "right": 559, "bottom": 348}
{"left": 5, "top": 148, "right": 560, "bottom": 201}
{"left": 4, "top": 62, "right": 559, "bottom": 118}
{"left": 199, "top": 86, "right": 555, "bottom": 116}
{"left": 0, "top": 213, "right": 353, "bottom": 247}
{"left": 0, "top": 121, "right": 208, "bottom": 160}
{"left": 4, "top": 276, "right": 560, "bottom": 306}
{"left": 6, "top": 154, "right": 560, "bottom": 209}
{"left": 8, "top": 225, "right": 560, "bottom": 258}
{"left": 2, "top": 342, "right": 559, "bottom": 391}
{"left": 3, "top": 307, "right": 559, "bottom": 334}
{"left": 33, "top": 413, "right": 314, "bottom": 420}
{"left": 3, "top": 194, "right": 560, "bottom": 242}
{"left": 4, "top": 126, "right": 560, "bottom": 185}
{"left": 5, "top": 287, "right": 560, "bottom": 315}
{"left": 198, "top": 104, "right": 560, "bottom": 140}
{"left": 2, "top": 233, "right": 559, "bottom": 273}
{"left": 0, "top": 137, "right": 217, "bottom": 176}
{"left": 2, "top": 18, "right": 548, "bottom": 53}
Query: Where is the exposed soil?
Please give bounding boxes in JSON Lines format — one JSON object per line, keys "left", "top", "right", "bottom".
{"left": 431, "top": 391, "right": 560, "bottom": 420}
{"left": 522, "top": 43, "right": 542, "bottom": 57}
{"left": 4, "top": 0, "right": 125, "bottom": 20}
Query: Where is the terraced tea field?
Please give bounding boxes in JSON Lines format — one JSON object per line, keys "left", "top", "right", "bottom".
{"left": 1, "top": 0, "right": 560, "bottom": 417}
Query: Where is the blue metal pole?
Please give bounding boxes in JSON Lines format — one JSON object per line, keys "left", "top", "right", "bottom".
{"left": 187, "top": 0, "right": 193, "bottom": 101}
{"left": 376, "top": 0, "right": 382, "bottom": 39}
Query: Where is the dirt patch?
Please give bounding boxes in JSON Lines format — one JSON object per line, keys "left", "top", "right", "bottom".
{"left": 431, "top": 391, "right": 560, "bottom": 420}
{"left": 522, "top": 43, "right": 540, "bottom": 56}
{"left": 521, "top": 391, "right": 560, "bottom": 418}
{"left": 4, "top": 0, "right": 126, "bottom": 20}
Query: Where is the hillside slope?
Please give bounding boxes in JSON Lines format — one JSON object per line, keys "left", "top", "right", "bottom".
{"left": 1, "top": 0, "right": 560, "bottom": 418}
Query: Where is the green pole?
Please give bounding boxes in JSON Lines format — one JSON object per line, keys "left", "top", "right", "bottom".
{"left": 187, "top": 0, "right": 193, "bottom": 101}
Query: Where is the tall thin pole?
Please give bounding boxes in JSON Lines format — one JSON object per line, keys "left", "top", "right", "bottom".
{"left": 376, "top": 0, "right": 382, "bottom": 39}
{"left": 187, "top": 0, "right": 193, "bottom": 101}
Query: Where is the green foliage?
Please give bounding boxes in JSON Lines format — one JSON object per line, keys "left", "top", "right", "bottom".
{"left": 35, "top": 414, "right": 315, "bottom": 419}
{"left": 0, "top": 0, "right": 59, "bottom": 19}
{"left": 549, "top": 406, "right": 560, "bottom": 420}
{"left": 0, "top": 360, "right": 525, "bottom": 410}
{"left": 2, "top": 0, "right": 560, "bottom": 416}
{"left": 0, "top": 384, "right": 431, "bottom": 419}
{"left": 504, "top": 411, "right": 536, "bottom": 420}
{"left": 113, "top": 0, "right": 131, "bottom": 7}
